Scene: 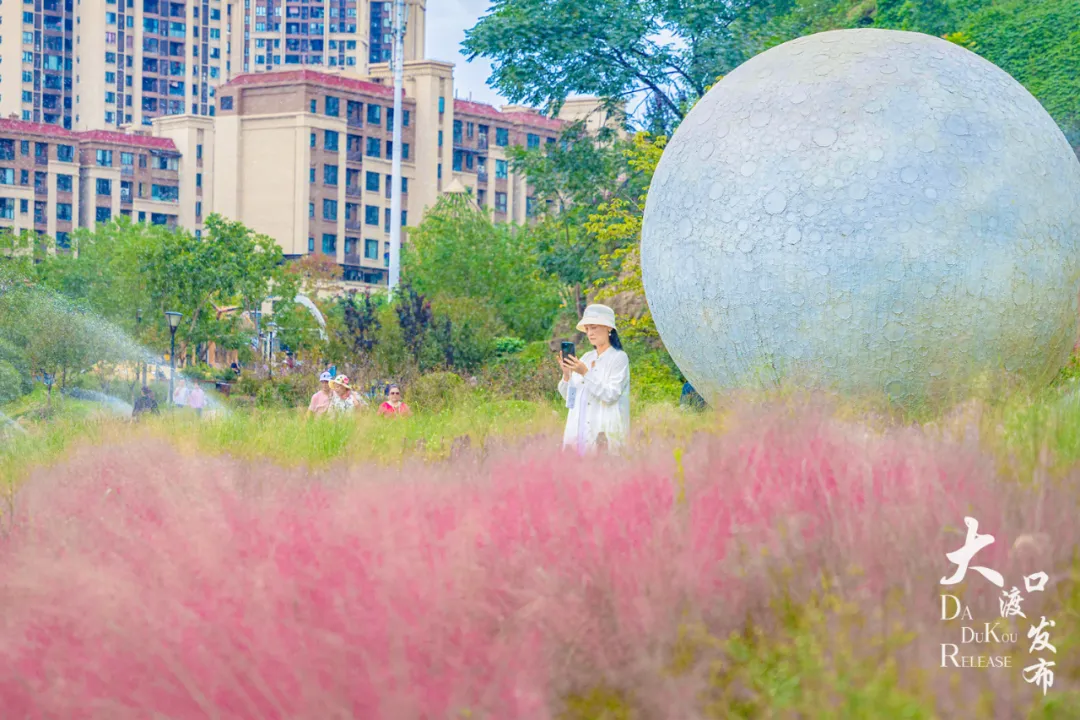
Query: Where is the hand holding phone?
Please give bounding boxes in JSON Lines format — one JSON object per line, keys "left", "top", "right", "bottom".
{"left": 560, "top": 340, "right": 575, "bottom": 361}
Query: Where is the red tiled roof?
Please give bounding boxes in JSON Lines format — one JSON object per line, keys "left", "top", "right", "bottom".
{"left": 78, "top": 129, "right": 178, "bottom": 151}
{"left": 452, "top": 99, "right": 565, "bottom": 132}
{"left": 0, "top": 119, "right": 178, "bottom": 150}
{"left": 453, "top": 99, "right": 504, "bottom": 120}
{"left": 0, "top": 118, "right": 77, "bottom": 139}
{"left": 502, "top": 111, "right": 565, "bottom": 132}
{"left": 226, "top": 69, "right": 396, "bottom": 99}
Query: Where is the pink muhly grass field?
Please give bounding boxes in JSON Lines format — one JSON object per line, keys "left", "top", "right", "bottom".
{"left": 0, "top": 403, "right": 1075, "bottom": 718}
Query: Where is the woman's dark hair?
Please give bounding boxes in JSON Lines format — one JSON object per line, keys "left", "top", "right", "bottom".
{"left": 609, "top": 328, "right": 623, "bottom": 350}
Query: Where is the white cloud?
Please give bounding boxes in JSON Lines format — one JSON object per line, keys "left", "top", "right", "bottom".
{"left": 424, "top": 0, "right": 508, "bottom": 106}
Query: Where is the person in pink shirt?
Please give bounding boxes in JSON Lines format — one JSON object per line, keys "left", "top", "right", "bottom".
{"left": 307, "top": 371, "right": 333, "bottom": 417}
{"left": 378, "top": 384, "right": 411, "bottom": 417}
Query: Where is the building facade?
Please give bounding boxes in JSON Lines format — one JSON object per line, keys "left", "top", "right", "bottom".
{"left": 1, "top": 63, "right": 615, "bottom": 291}
{"left": 0, "top": 119, "right": 181, "bottom": 245}
{"left": 0, "top": 0, "right": 425, "bottom": 132}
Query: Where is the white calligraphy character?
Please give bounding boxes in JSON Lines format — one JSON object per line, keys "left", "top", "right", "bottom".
{"left": 999, "top": 587, "right": 1026, "bottom": 619}
{"left": 941, "top": 517, "right": 1005, "bottom": 587}
{"left": 1024, "top": 572, "right": 1049, "bottom": 593}
{"left": 1027, "top": 617, "right": 1057, "bottom": 655}
{"left": 1023, "top": 658, "right": 1056, "bottom": 695}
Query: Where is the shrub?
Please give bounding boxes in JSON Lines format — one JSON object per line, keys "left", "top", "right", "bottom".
{"left": 483, "top": 340, "right": 560, "bottom": 402}
{"left": 407, "top": 371, "right": 465, "bottom": 413}
{"left": 1, "top": 402, "right": 1077, "bottom": 718}
{"left": 0, "top": 360, "right": 26, "bottom": 405}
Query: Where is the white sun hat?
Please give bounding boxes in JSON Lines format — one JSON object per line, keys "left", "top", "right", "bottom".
{"left": 576, "top": 304, "right": 617, "bottom": 333}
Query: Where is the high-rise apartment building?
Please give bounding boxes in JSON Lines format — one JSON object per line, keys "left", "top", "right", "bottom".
{"left": 0, "top": 0, "right": 422, "bottom": 133}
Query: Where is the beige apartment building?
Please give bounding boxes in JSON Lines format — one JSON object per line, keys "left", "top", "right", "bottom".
{"left": 0, "top": 119, "right": 181, "bottom": 244}
{"left": 0, "top": 0, "right": 424, "bottom": 133}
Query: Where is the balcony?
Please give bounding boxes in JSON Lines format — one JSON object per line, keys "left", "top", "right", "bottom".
{"left": 121, "top": 166, "right": 134, "bottom": 177}
{"left": 345, "top": 218, "right": 361, "bottom": 231}
{"left": 344, "top": 252, "right": 360, "bottom": 266}
{"left": 345, "top": 185, "right": 361, "bottom": 197}
{"left": 478, "top": 135, "right": 489, "bottom": 150}
{"left": 35, "top": 155, "right": 48, "bottom": 167}
{"left": 346, "top": 149, "right": 363, "bottom": 163}
{"left": 477, "top": 170, "right": 489, "bottom": 183}
{"left": 34, "top": 182, "right": 48, "bottom": 196}
{"left": 120, "top": 189, "right": 132, "bottom": 204}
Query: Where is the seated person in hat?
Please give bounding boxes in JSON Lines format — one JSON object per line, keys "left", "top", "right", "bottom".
{"left": 329, "top": 375, "right": 366, "bottom": 414}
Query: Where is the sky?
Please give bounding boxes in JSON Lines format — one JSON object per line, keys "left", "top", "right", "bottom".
{"left": 424, "top": 0, "right": 508, "bottom": 107}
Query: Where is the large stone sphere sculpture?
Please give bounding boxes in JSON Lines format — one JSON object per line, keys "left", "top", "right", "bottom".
{"left": 641, "top": 29, "right": 1080, "bottom": 407}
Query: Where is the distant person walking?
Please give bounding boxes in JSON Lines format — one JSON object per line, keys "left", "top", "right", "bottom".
{"left": 329, "top": 375, "right": 363, "bottom": 414}
{"left": 132, "top": 386, "right": 159, "bottom": 419}
{"left": 308, "top": 371, "right": 334, "bottom": 416}
{"left": 558, "top": 304, "right": 631, "bottom": 455}
{"left": 188, "top": 382, "right": 207, "bottom": 417}
{"left": 172, "top": 378, "right": 190, "bottom": 408}
{"left": 378, "top": 384, "right": 411, "bottom": 417}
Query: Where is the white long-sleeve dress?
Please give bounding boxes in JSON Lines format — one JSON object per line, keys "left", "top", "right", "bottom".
{"left": 557, "top": 347, "right": 631, "bottom": 454}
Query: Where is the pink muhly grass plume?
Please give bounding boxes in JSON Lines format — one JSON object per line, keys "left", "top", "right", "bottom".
{"left": 0, "top": 401, "right": 1075, "bottom": 718}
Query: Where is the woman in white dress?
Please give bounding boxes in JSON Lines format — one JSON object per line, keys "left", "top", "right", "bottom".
{"left": 557, "top": 304, "right": 631, "bottom": 455}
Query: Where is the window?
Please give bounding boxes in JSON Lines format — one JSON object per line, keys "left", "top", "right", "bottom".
{"left": 20, "top": 170, "right": 29, "bottom": 186}
{"left": 310, "top": 167, "right": 316, "bottom": 183}
{"left": 365, "top": 137, "right": 381, "bottom": 158}
{"left": 344, "top": 237, "right": 357, "bottom": 256}
{"left": 96, "top": 178, "right": 113, "bottom": 196}
{"left": 56, "top": 203, "right": 73, "bottom": 221}
{"left": 56, "top": 232, "right": 71, "bottom": 249}
{"left": 323, "top": 199, "right": 338, "bottom": 220}
{"left": 322, "top": 233, "right": 336, "bottom": 253}
{"left": 57, "top": 174, "right": 73, "bottom": 192}
{"left": 495, "top": 191, "right": 507, "bottom": 213}
{"left": 385, "top": 141, "right": 394, "bottom": 157}
{"left": 438, "top": 96, "right": 445, "bottom": 113}
{"left": 0, "top": 199, "right": 13, "bottom": 220}
{"left": 138, "top": 211, "right": 146, "bottom": 223}
{"left": 402, "top": 143, "right": 410, "bottom": 160}
{"left": 324, "top": 130, "right": 339, "bottom": 151}
{"left": 121, "top": 152, "right": 134, "bottom": 166}
{"left": 496, "top": 128, "right": 509, "bottom": 146}
{"left": 452, "top": 150, "right": 463, "bottom": 173}
{"left": 438, "top": 130, "right": 443, "bottom": 147}
{"left": 367, "top": 103, "right": 381, "bottom": 125}
{"left": 403, "top": 110, "right": 410, "bottom": 127}
{"left": 96, "top": 149, "right": 113, "bottom": 167}
{"left": 526, "top": 196, "right": 536, "bottom": 217}
{"left": 0, "top": 169, "right": 14, "bottom": 185}
{"left": 366, "top": 171, "right": 380, "bottom": 192}
{"left": 196, "top": 173, "right": 202, "bottom": 188}
{"left": 495, "top": 159, "right": 508, "bottom": 179}
{"left": 96, "top": 207, "right": 112, "bottom": 223}
{"left": 467, "top": 122, "right": 475, "bottom": 139}
{"left": 310, "top": 132, "right": 316, "bottom": 149}
{"left": 364, "top": 205, "right": 379, "bottom": 225}
{"left": 195, "top": 201, "right": 202, "bottom": 217}
{"left": 364, "top": 238, "right": 378, "bottom": 259}
{"left": 527, "top": 133, "right": 540, "bottom": 149}
{"left": 219, "top": 96, "right": 234, "bottom": 110}
{"left": 309, "top": 202, "right": 315, "bottom": 218}
{"left": 324, "top": 164, "right": 338, "bottom": 185}
{"left": 151, "top": 213, "right": 171, "bottom": 226}
{"left": 20, "top": 199, "right": 28, "bottom": 214}
{"left": 151, "top": 184, "right": 179, "bottom": 201}
{"left": 325, "top": 96, "right": 339, "bottom": 117}
{"left": 308, "top": 237, "right": 315, "bottom": 252}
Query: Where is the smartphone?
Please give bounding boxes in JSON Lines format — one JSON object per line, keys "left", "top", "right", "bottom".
{"left": 560, "top": 340, "right": 575, "bottom": 361}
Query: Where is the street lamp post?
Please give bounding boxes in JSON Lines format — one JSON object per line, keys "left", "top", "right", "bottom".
{"left": 136, "top": 308, "right": 144, "bottom": 389}
{"left": 266, "top": 321, "right": 278, "bottom": 380}
{"left": 249, "top": 308, "right": 263, "bottom": 368}
{"left": 165, "top": 311, "right": 183, "bottom": 405}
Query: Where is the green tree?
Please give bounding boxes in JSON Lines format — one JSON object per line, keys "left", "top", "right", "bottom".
{"left": 403, "top": 192, "right": 561, "bottom": 340}
{"left": 463, "top": 0, "right": 784, "bottom": 133}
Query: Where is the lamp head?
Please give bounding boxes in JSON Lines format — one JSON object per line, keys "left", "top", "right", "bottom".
{"left": 165, "top": 311, "right": 183, "bottom": 329}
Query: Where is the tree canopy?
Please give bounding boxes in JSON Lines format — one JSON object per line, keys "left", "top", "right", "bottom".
{"left": 465, "top": 0, "right": 1080, "bottom": 144}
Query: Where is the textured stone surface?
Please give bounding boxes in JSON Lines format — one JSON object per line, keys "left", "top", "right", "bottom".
{"left": 641, "top": 29, "right": 1080, "bottom": 406}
